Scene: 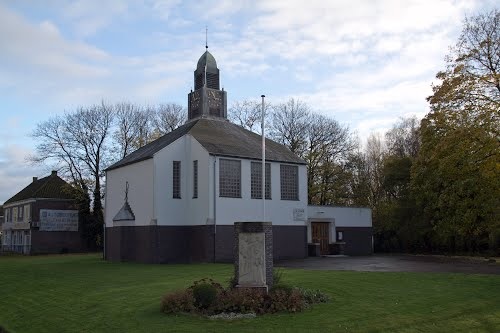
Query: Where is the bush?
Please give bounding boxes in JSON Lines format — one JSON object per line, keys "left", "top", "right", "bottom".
{"left": 160, "top": 290, "right": 195, "bottom": 314}
{"left": 191, "top": 280, "right": 219, "bottom": 309}
{"left": 230, "top": 288, "right": 267, "bottom": 314}
{"left": 161, "top": 278, "right": 328, "bottom": 316}
{"left": 273, "top": 268, "right": 284, "bottom": 285}
{"left": 298, "top": 288, "right": 331, "bottom": 305}
{"left": 193, "top": 283, "right": 217, "bottom": 309}
{"left": 268, "top": 288, "right": 305, "bottom": 313}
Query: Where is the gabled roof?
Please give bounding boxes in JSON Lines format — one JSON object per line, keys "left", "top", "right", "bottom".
{"left": 4, "top": 172, "right": 75, "bottom": 205}
{"left": 106, "top": 118, "right": 305, "bottom": 172}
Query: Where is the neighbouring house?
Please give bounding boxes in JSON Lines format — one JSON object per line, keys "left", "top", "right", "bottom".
{"left": 1, "top": 171, "right": 85, "bottom": 254}
{"left": 104, "top": 49, "right": 372, "bottom": 264}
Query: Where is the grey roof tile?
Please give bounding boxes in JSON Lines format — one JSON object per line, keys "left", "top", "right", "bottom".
{"left": 4, "top": 174, "right": 74, "bottom": 204}
{"left": 105, "top": 118, "right": 305, "bottom": 172}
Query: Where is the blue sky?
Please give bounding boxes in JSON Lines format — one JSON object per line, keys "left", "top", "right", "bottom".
{"left": 0, "top": 0, "right": 496, "bottom": 202}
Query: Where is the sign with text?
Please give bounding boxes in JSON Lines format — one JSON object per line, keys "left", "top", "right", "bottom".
{"left": 293, "top": 208, "right": 306, "bottom": 221}
{"left": 40, "top": 210, "right": 79, "bottom": 232}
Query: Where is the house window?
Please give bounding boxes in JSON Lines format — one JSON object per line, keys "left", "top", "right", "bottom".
{"left": 251, "top": 162, "right": 271, "bottom": 199}
{"left": 5, "top": 208, "right": 11, "bottom": 222}
{"left": 24, "top": 205, "right": 31, "bottom": 222}
{"left": 280, "top": 164, "right": 299, "bottom": 200}
{"left": 337, "top": 231, "right": 344, "bottom": 241}
{"left": 193, "top": 160, "right": 198, "bottom": 198}
{"left": 18, "top": 206, "right": 23, "bottom": 222}
{"left": 219, "top": 159, "right": 241, "bottom": 198}
{"left": 173, "top": 161, "right": 181, "bottom": 199}
{"left": 13, "top": 207, "right": 18, "bottom": 223}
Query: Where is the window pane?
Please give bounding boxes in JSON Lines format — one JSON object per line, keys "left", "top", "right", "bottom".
{"left": 219, "top": 159, "right": 241, "bottom": 198}
{"left": 251, "top": 162, "right": 271, "bottom": 199}
{"left": 280, "top": 164, "right": 298, "bottom": 200}
{"left": 173, "top": 161, "right": 181, "bottom": 198}
{"left": 193, "top": 160, "right": 198, "bottom": 198}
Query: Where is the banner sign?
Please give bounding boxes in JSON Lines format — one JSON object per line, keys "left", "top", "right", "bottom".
{"left": 39, "top": 210, "right": 79, "bottom": 231}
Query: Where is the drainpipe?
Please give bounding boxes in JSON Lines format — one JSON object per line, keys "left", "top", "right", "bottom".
{"left": 261, "top": 95, "right": 266, "bottom": 222}
{"left": 213, "top": 156, "right": 217, "bottom": 263}
{"left": 103, "top": 175, "right": 107, "bottom": 260}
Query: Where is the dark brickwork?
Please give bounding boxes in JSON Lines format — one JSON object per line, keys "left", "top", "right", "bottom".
{"left": 233, "top": 222, "right": 273, "bottom": 289}
{"left": 336, "top": 227, "right": 373, "bottom": 255}
{"left": 273, "top": 226, "right": 308, "bottom": 260}
{"left": 30, "top": 199, "right": 86, "bottom": 254}
{"left": 105, "top": 224, "right": 307, "bottom": 267}
{"left": 31, "top": 230, "right": 85, "bottom": 254}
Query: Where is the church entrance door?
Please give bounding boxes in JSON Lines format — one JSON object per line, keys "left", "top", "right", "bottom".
{"left": 311, "top": 222, "right": 330, "bottom": 255}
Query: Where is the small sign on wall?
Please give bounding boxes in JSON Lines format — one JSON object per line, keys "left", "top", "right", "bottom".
{"left": 293, "top": 208, "right": 306, "bottom": 221}
{"left": 40, "top": 210, "right": 79, "bottom": 231}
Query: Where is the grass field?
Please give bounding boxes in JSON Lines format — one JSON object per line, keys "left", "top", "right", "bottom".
{"left": 0, "top": 254, "right": 499, "bottom": 333}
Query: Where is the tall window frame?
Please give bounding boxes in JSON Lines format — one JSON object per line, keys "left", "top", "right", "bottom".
{"left": 251, "top": 162, "right": 271, "bottom": 199}
{"left": 193, "top": 160, "right": 198, "bottom": 198}
{"left": 172, "top": 161, "right": 181, "bottom": 199}
{"left": 280, "top": 164, "right": 299, "bottom": 200}
{"left": 219, "top": 159, "right": 241, "bottom": 198}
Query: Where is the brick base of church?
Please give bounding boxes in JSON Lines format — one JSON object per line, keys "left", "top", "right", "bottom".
{"left": 105, "top": 225, "right": 307, "bottom": 264}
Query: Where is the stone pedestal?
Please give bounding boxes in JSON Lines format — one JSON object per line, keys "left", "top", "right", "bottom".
{"left": 234, "top": 222, "right": 273, "bottom": 290}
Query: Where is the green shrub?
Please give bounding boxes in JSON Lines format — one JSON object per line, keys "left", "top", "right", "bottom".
{"left": 192, "top": 283, "right": 217, "bottom": 309}
{"left": 161, "top": 277, "right": 327, "bottom": 316}
{"left": 160, "top": 290, "right": 195, "bottom": 314}
{"left": 227, "top": 275, "right": 238, "bottom": 289}
{"left": 272, "top": 268, "right": 284, "bottom": 285}
{"left": 268, "top": 288, "right": 305, "bottom": 313}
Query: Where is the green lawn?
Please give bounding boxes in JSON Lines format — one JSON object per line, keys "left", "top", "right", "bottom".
{"left": 0, "top": 254, "right": 499, "bottom": 333}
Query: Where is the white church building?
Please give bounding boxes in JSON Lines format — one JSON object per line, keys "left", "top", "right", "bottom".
{"left": 104, "top": 50, "right": 372, "bottom": 263}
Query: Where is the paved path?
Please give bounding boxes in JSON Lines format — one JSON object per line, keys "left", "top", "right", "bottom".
{"left": 277, "top": 255, "right": 500, "bottom": 275}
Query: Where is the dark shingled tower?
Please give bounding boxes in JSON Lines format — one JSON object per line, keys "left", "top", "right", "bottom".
{"left": 188, "top": 49, "right": 228, "bottom": 120}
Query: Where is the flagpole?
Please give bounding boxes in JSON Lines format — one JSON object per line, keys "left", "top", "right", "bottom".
{"left": 261, "top": 95, "right": 266, "bottom": 222}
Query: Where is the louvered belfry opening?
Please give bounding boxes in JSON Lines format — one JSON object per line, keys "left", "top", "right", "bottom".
{"left": 195, "top": 74, "right": 203, "bottom": 90}
{"left": 206, "top": 73, "right": 219, "bottom": 89}
{"left": 194, "top": 72, "right": 220, "bottom": 90}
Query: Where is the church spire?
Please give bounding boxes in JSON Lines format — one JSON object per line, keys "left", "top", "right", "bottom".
{"left": 187, "top": 45, "right": 227, "bottom": 121}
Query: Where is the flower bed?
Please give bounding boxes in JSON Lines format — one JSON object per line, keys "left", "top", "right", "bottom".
{"left": 160, "top": 278, "right": 330, "bottom": 317}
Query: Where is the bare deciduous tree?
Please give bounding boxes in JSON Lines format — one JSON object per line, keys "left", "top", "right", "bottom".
{"left": 228, "top": 99, "right": 271, "bottom": 133}
{"left": 270, "top": 98, "right": 311, "bottom": 156}
{"left": 114, "top": 102, "right": 145, "bottom": 159}
{"left": 30, "top": 102, "right": 114, "bottom": 245}
{"left": 154, "top": 103, "right": 186, "bottom": 135}
{"left": 385, "top": 116, "right": 420, "bottom": 158}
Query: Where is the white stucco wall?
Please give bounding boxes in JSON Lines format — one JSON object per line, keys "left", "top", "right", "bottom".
{"left": 105, "top": 159, "right": 154, "bottom": 227}
{"left": 306, "top": 206, "right": 372, "bottom": 243}
{"left": 307, "top": 206, "right": 372, "bottom": 227}
{"left": 215, "top": 159, "right": 308, "bottom": 226}
{"left": 154, "top": 135, "right": 210, "bottom": 226}
{"left": 106, "top": 134, "right": 308, "bottom": 228}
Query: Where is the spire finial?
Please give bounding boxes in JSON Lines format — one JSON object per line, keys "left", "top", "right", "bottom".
{"left": 205, "top": 26, "right": 208, "bottom": 50}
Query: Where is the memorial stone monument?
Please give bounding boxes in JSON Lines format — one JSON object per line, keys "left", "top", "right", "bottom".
{"left": 234, "top": 222, "right": 273, "bottom": 290}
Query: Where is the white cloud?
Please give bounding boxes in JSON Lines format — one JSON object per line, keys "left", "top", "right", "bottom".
{"left": 61, "top": 0, "right": 128, "bottom": 37}
{"left": 0, "top": 144, "right": 45, "bottom": 203}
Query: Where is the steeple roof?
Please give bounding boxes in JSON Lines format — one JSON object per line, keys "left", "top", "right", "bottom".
{"left": 197, "top": 51, "right": 217, "bottom": 70}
